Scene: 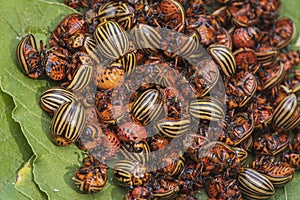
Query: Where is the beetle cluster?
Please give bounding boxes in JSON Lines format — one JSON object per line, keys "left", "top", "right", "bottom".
{"left": 16, "top": 0, "right": 300, "bottom": 199}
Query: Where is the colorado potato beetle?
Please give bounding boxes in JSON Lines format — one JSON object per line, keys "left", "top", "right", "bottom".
{"left": 118, "top": 50, "right": 137, "bottom": 75}
{"left": 76, "top": 122, "right": 103, "bottom": 151}
{"left": 232, "top": 147, "right": 248, "bottom": 165}
{"left": 73, "top": 155, "right": 107, "bottom": 193}
{"left": 207, "top": 175, "right": 242, "bottom": 200}
{"left": 51, "top": 101, "right": 86, "bottom": 146}
{"left": 120, "top": 141, "right": 150, "bottom": 164}
{"left": 238, "top": 168, "right": 275, "bottom": 200}
{"left": 155, "top": 117, "right": 190, "bottom": 138}
{"left": 130, "top": 23, "right": 162, "bottom": 54}
{"left": 252, "top": 156, "right": 295, "bottom": 187}
{"left": 45, "top": 50, "right": 69, "bottom": 81}
{"left": 157, "top": 0, "right": 186, "bottom": 31}
{"left": 49, "top": 13, "right": 87, "bottom": 48}
{"left": 94, "top": 20, "right": 129, "bottom": 60}
{"left": 66, "top": 64, "right": 93, "bottom": 92}
{"left": 40, "top": 87, "right": 78, "bottom": 115}
{"left": 271, "top": 18, "right": 296, "bottom": 49}
{"left": 95, "top": 62, "right": 125, "bottom": 90}
{"left": 113, "top": 159, "right": 149, "bottom": 186}
{"left": 151, "top": 179, "right": 180, "bottom": 199}
{"left": 189, "top": 96, "right": 225, "bottom": 122}
{"left": 272, "top": 92, "right": 298, "bottom": 130}
{"left": 208, "top": 44, "right": 236, "bottom": 78}
{"left": 130, "top": 88, "right": 164, "bottom": 126}
{"left": 16, "top": 34, "right": 46, "bottom": 79}
{"left": 232, "top": 26, "right": 262, "bottom": 49}
{"left": 97, "top": 1, "right": 134, "bottom": 30}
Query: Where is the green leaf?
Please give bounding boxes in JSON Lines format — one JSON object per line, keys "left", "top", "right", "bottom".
{"left": 0, "top": 88, "right": 32, "bottom": 199}
{"left": 15, "top": 156, "right": 48, "bottom": 200}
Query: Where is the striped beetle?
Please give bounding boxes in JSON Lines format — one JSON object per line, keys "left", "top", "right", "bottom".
{"left": 130, "top": 23, "right": 162, "bottom": 54}
{"left": 151, "top": 179, "right": 180, "bottom": 199}
{"left": 51, "top": 101, "right": 86, "bottom": 146}
{"left": 232, "top": 147, "right": 248, "bottom": 166}
{"left": 16, "top": 34, "right": 46, "bottom": 79}
{"left": 119, "top": 141, "right": 150, "bottom": 165}
{"left": 66, "top": 64, "right": 93, "bottom": 92}
{"left": 272, "top": 92, "right": 298, "bottom": 131}
{"left": 118, "top": 50, "right": 137, "bottom": 75}
{"left": 189, "top": 96, "right": 225, "bottom": 122}
{"left": 113, "top": 159, "right": 149, "bottom": 186}
{"left": 252, "top": 156, "right": 295, "bottom": 187}
{"left": 155, "top": 117, "right": 190, "bottom": 138}
{"left": 94, "top": 20, "right": 129, "bottom": 60}
{"left": 97, "top": 1, "right": 134, "bottom": 30}
{"left": 259, "top": 62, "right": 285, "bottom": 90}
{"left": 208, "top": 44, "right": 236, "bottom": 78}
{"left": 207, "top": 175, "right": 242, "bottom": 199}
{"left": 40, "top": 87, "right": 78, "bottom": 115}
{"left": 238, "top": 168, "right": 275, "bottom": 200}
{"left": 73, "top": 155, "right": 107, "bottom": 193}
{"left": 130, "top": 88, "right": 163, "bottom": 126}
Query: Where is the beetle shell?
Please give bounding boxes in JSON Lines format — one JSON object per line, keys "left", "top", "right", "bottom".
{"left": 232, "top": 26, "right": 261, "bottom": 49}
{"left": 131, "top": 88, "right": 163, "bottom": 126}
{"left": 45, "top": 50, "right": 69, "bottom": 81}
{"left": 189, "top": 58, "right": 220, "bottom": 97}
{"left": 208, "top": 44, "right": 236, "bottom": 77}
{"left": 51, "top": 101, "right": 86, "bottom": 146}
{"left": 94, "top": 20, "right": 129, "bottom": 60}
{"left": 226, "top": 112, "right": 254, "bottom": 146}
{"left": 233, "top": 48, "right": 259, "bottom": 74}
{"left": 118, "top": 50, "right": 137, "bottom": 75}
{"left": 97, "top": 2, "right": 134, "bottom": 30}
{"left": 40, "top": 87, "right": 78, "bottom": 115}
{"left": 252, "top": 156, "right": 295, "bottom": 187}
{"left": 207, "top": 175, "right": 242, "bottom": 199}
{"left": 113, "top": 159, "right": 149, "bottom": 186}
{"left": 117, "top": 122, "right": 147, "bottom": 143}
{"left": 76, "top": 122, "right": 103, "bottom": 151}
{"left": 66, "top": 64, "right": 93, "bottom": 92}
{"left": 189, "top": 96, "right": 225, "bottom": 122}
{"left": 50, "top": 13, "right": 87, "bottom": 48}
{"left": 232, "top": 147, "right": 248, "bottom": 166}
{"left": 120, "top": 141, "right": 150, "bottom": 165}
{"left": 130, "top": 24, "right": 162, "bottom": 54}
{"left": 256, "top": 45, "right": 278, "bottom": 67}
{"left": 253, "top": 132, "right": 290, "bottom": 156}
{"left": 151, "top": 179, "right": 180, "bottom": 199}
{"left": 95, "top": 62, "right": 125, "bottom": 90}
{"left": 258, "top": 62, "right": 285, "bottom": 91}
{"left": 16, "top": 34, "right": 45, "bottom": 79}
{"left": 227, "top": 1, "right": 259, "bottom": 27}
{"left": 155, "top": 117, "right": 190, "bottom": 138}
{"left": 238, "top": 168, "right": 275, "bottom": 200}
{"left": 271, "top": 18, "right": 296, "bottom": 49}
{"left": 272, "top": 92, "right": 298, "bottom": 130}
{"left": 157, "top": 0, "right": 186, "bottom": 31}
{"left": 73, "top": 162, "right": 107, "bottom": 193}
{"left": 90, "top": 130, "right": 120, "bottom": 161}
